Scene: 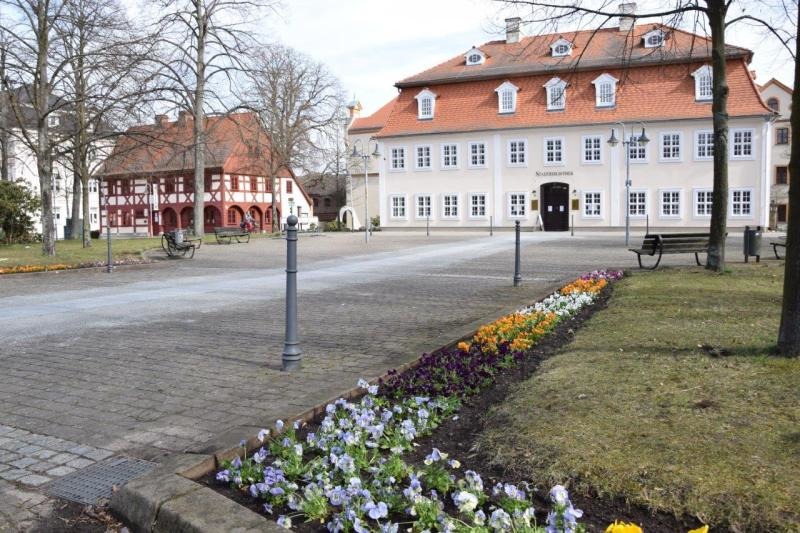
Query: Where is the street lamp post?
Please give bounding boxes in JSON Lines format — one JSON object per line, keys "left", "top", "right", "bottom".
{"left": 607, "top": 122, "right": 649, "bottom": 246}
{"left": 350, "top": 138, "right": 380, "bottom": 244}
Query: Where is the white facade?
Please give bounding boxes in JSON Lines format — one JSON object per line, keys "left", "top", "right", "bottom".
{"left": 367, "top": 116, "right": 770, "bottom": 231}
{"left": 760, "top": 79, "right": 792, "bottom": 230}
{"left": 4, "top": 131, "right": 103, "bottom": 239}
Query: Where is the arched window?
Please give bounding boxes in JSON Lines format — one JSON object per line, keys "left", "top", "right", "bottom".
{"left": 592, "top": 73, "right": 618, "bottom": 107}
{"left": 543, "top": 77, "right": 567, "bottom": 110}
{"left": 767, "top": 97, "right": 780, "bottom": 112}
{"left": 691, "top": 65, "right": 713, "bottom": 101}
{"left": 415, "top": 88, "right": 437, "bottom": 119}
{"left": 495, "top": 81, "right": 519, "bottom": 114}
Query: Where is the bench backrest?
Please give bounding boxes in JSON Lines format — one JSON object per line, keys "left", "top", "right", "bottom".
{"left": 646, "top": 233, "right": 710, "bottom": 251}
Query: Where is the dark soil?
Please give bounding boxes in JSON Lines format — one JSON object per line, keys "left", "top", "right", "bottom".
{"left": 204, "top": 287, "right": 701, "bottom": 532}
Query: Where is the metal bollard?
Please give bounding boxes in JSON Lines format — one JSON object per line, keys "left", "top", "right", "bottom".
{"left": 282, "top": 215, "right": 302, "bottom": 371}
{"left": 513, "top": 221, "right": 522, "bottom": 287}
{"left": 106, "top": 224, "right": 113, "bottom": 273}
{"left": 570, "top": 214, "right": 574, "bottom": 237}
{"left": 490, "top": 215, "right": 493, "bottom": 237}
{"left": 426, "top": 215, "right": 429, "bottom": 237}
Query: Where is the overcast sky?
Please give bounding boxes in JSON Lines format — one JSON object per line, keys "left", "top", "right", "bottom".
{"left": 266, "top": 0, "right": 795, "bottom": 115}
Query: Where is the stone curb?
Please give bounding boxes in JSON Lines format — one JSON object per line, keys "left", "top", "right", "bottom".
{"left": 110, "top": 278, "right": 567, "bottom": 533}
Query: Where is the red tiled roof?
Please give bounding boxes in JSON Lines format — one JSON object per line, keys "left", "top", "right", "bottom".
{"left": 377, "top": 58, "right": 771, "bottom": 138}
{"left": 101, "top": 112, "right": 276, "bottom": 177}
{"left": 397, "top": 25, "right": 751, "bottom": 87}
{"left": 350, "top": 97, "right": 398, "bottom": 132}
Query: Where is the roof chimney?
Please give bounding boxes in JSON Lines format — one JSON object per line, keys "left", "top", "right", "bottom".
{"left": 618, "top": 2, "right": 636, "bottom": 33}
{"left": 177, "top": 110, "right": 188, "bottom": 126}
{"left": 505, "top": 17, "right": 521, "bottom": 44}
{"left": 154, "top": 114, "right": 168, "bottom": 126}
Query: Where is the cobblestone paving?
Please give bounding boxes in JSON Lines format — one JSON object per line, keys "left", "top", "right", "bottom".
{"left": 0, "top": 231, "right": 740, "bottom": 530}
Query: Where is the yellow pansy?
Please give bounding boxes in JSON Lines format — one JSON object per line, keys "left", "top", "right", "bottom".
{"left": 605, "top": 521, "right": 643, "bottom": 533}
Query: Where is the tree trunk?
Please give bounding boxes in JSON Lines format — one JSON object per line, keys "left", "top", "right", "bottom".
{"left": 270, "top": 175, "right": 277, "bottom": 232}
{"left": 192, "top": 0, "right": 206, "bottom": 238}
{"left": 0, "top": 50, "right": 8, "bottom": 183}
{"left": 69, "top": 165, "right": 81, "bottom": 239}
{"left": 777, "top": 8, "right": 800, "bottom": 356}
{"left": 37, "top": 4, "right": 55, "bottom": 256}
{"left": 705, "top": 0, "right": 729, "bottom": 272}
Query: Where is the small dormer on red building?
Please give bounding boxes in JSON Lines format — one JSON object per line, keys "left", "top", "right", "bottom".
{"left": 99, "top": 111, "right": 315, "bottom": 235}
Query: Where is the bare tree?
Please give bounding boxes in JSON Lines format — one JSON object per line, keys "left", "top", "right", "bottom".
{"left": 0, "top": 0, "right": 71, "bottom": 256}
{"left": 147, "top": 0, "right": 278, "bottom": 237}
{"left": 246, "top": 44, "right": 345, "bottom": 232}
{"left": 0, "top": 29, "right": 10, "bottom": 183}
{"left": 54, "top": 0, "right": 156, "bottom": 245}
{"left": 497, "top": 0, "right": 794, "bottom": 272}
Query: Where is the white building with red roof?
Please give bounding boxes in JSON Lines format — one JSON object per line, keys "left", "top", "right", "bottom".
{"left": 347, "top": 11, "right": 773, "bottom": 231}
{"left": 760, "top": 78, "right": 792, "bottom": 230}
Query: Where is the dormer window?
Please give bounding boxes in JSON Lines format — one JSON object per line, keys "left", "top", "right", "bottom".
{"left": 415, "top": 88, "right": 437, "bottom": 119}
{"left": 495, "top": 81, "right": 519, "bottom": 114}
{"left": 465, "top": 47, "right": 486, "bottom": 66}
{"left": 643, "top": 29, "right": 665, "bottom": 48}
{"left": 591, "top": 73, "right": 618, "bottom": 107}
{"left": 550, "top": 38, "right": 573, "bottom": 57}
{"left": 767, "top": 97, "right": 779, "bottom": 112}
{"left": 691, "top": 65, "right": 713, "bottom": 101}
{"left": 544, "top": 77, "right": 567, "bottom": 111}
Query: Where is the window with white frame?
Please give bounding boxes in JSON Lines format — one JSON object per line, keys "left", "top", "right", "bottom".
{"left": 390, "top": 195, "right": 406, "bottom": 218}
{"left": 415, "top": 145, "right": 432, "bottom": 169}
{"left": 591, "top": 73, "right": 618, "bottom": 107}
{"left": 628, "top": 135, "right": 647, "bottom": 161}
{"left": 660, "top": 190, "right": 681, "bottom": 217}
{"left": 508, "top": 193, "right": 527, "bottom": 217}
{"left": 660, "top": 132, "right": 681, "bottom": 161}
{"left": 731, "top": 129, "right": 754, "bottom": 159}
{"left": 495, "top": 81, "right": 518, "bottom": 114}
{"left": 629, "top": 191, "right": 647, "bottom": 216}
{"left": 544, "top": 137, "right": 564, "bottom": 165}
{"left": 416, "top": 194, "right": 432, "bottom": 218}
{"left": 508, "top": 139, "right": 527, "bottom": 166}
{"left": 582, "top": 192, "right": 601, "bottom": 217}
{"left": 415, "top": 88, "right": 436, "bottom": 119}
{"left": 469, "top": 142, "right": 486, "bottom": 167}
{"left": 731, "top": 188, "right": 752, "bottom": 216}
{"left": 470, "top": 193, "right": 487, "bottom": 217}
{"left": 465, "top": 47, "right": 485, "bottom": 66}
{"left": 550, "top": 39, "right": 572, "bottom": 57}
{"left": 90, "top": 209, "right": 98, "bottom": 223}
{"left": 694, "top": 189, "right": 713, "bottom": 216}
{"left": 442, "top": 194, "right": 459, "bottom": 218}
{"left": 544, "top": 77, "right": 567, "bottom": 110}
{"left": 582, "top": 135, "right": 602, "bottom": 163}
{"left": 441, "top": 144, "right": 459, "bottom": 168}
{"left": 390, "top": 147, "right": 406, "bottom": 170}
{"left": 88, "top": 180, "right": 98, "bottom": 193}
{"left": 695, "top": 130, "right": 714, "bottom": 160}
{"left": 643, "top": 29, "right": 665, "bottom": 48}
{"left": 691, "top": 65, "right": 713, "bottom": 101}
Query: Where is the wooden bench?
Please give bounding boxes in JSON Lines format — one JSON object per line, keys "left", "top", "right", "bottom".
{"left": 161, "top": 230, "right": 201, "bottom": 259}
{"left": 771, "top": 238, "right": 787, "bottom": 259}
{"left": 629, "top": 233, "right": 712, "bottom": 270}
{"left": 214, "top": 226, "right": 251, "bottom": 244}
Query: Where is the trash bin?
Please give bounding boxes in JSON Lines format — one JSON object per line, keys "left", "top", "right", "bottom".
{"left": 172, "top": 229, "right": 184, "bottom": 244}
{"left": 743, "top": 225, "right": 762, "bottom": 263}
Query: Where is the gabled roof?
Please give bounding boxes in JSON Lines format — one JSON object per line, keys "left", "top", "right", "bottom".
{"left": 761, "top": 77, "right": 793, "bottom": 94}
{"left": 101, "top": 112, "right": 274, "bottom": 178}
{"left": 396, "top": 24, "right": 752, "bottom": 88}
{"left": 349, "top": 97, "right": 398, "bottom": 133}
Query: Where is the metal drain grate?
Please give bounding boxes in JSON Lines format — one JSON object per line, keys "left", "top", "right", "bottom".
{"left": 45, "top": 456, "right": 157, "bottom": 505}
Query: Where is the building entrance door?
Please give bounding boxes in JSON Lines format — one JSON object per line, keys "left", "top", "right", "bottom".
{"left": 540, "top": 182, "right": 569, "bottom": 231}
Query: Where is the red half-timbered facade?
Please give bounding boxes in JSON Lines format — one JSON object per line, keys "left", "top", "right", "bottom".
{"left": 100, "top": 112, "right": 315, "bottom": 235}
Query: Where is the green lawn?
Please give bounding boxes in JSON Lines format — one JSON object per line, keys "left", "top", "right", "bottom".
{"left": 0, "top": 237, "right": 162, "bottom": 268}
{"left": 478, "top": 263, "right": 800, "bottom": 532}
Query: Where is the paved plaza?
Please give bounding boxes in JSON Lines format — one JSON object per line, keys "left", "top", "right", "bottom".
{"left": 0, "top": 230, "right": 738, "bottom": 530}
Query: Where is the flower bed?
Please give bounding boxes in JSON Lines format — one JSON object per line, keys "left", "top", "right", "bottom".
{"left": 214, "top": 270, "right": 708, "bottom": 532}
{"left": 0, "top": 258, "right": 148, "bottom": 275}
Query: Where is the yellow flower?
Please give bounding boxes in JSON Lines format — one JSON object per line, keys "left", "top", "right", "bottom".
{"left": 688, "top": 527, "right": 709, "bottom": 533}
{"left": 457, "top": 341, "right": 470, "bottom": 353}
{"left": 605, "top": 522, "right": 643, "bottom": 533}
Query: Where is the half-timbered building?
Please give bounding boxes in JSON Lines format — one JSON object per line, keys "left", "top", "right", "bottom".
{"left": 100, "top": 111, "right": 315, "bottom": 235}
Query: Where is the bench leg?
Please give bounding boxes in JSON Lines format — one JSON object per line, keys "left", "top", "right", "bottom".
{"left": 695, "top": 252, "right": 702, "bottom": 266}
{"left": 774, "top": 245, "right": 783, "bottom": 260}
